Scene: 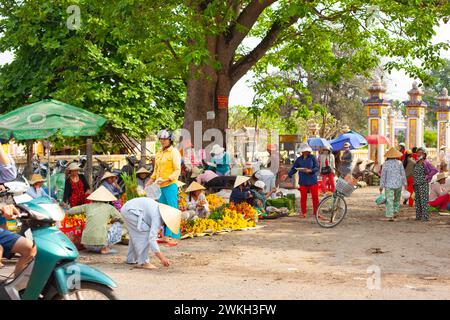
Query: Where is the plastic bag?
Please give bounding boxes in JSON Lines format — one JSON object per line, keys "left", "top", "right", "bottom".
{"left": 401, "top": 189, "right": 411, "bottom": 200}
{"left": 375, "top": 194, "right": 386, "bottom": 205}
{"left": 145, "top": 183, "right": 162, "bottom": 200}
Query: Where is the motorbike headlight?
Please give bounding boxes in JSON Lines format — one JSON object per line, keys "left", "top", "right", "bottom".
{"left": 29, "top": 209, "right": 50, "bottom": 221}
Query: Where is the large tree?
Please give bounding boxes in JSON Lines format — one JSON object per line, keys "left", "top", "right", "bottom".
{"left": 114, "top": 0, "right": 448, "bottom": 140}
{"left": 0, "top": 0, "right": 185, "bottom": 141}
{"left": 1, "top": 0, "right": 449, "bottom": 148}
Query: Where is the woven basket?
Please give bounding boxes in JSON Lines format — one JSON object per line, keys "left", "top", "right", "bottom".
{"left": 336, "top": 178, "right": 356, "bottom": 197}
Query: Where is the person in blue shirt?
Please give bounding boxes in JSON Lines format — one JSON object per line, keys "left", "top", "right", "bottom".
{"left": 230, "top": 176, "right": 253, "bottom": 205}
{"left": 26, "top": 174, "right": 49, "bottom": 199}
{"left": 0, "top": 143, "right": 36, "bottom": 275}
{"left": 210, "top": 144, "right": 231, "bottom": 176}
{"left": 101, "top": 172, "right": 123, "bottom": 197}
{"left": 282, "top": 143, "right": 320, "bottom": 218}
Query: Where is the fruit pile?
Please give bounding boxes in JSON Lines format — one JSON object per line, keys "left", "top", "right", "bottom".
{"left": 61, "top": 213, "right": 86, "bottom": 228}
{"left": 229, "top": 202, "right": 258, "bottom": 222}
{"left": 178, "top": 191, "right": 187, "bottom": 211}
{"left": 181, "top": 203, "right": 256, "bottom": 237}
{"left": 205, "top": 194, "right": 226, "bottom": 211}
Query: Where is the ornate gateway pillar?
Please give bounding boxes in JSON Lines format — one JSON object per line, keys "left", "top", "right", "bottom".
{"left": 405, "top": 81, "right": 427, "bottom": 149}
{"left": 364, "top": 77, "right": 390, "bottom": 164}
{"left": 436, "top": 88, "right": 450, "bottom": 150}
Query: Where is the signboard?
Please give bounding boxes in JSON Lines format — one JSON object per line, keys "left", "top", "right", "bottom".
{"left": 370, "top": 119, "right": 379, "bottom": 135}
{"left": 217, "top": 96, "right": 229, "bottom": 109}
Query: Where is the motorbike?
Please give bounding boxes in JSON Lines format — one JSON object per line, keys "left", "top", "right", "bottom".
{"left": 0, "top": 191, "right": 118, "bottom": 300}
{"left": 43, "top": 160, "right": 68, "bottom": 203}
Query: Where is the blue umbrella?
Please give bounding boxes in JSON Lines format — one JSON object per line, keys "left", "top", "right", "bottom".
{"left": 329, "top": 130, "right": 368, "bottom": 151}
{"left": 307, "top": 137, "right": 332, "bottom": 151}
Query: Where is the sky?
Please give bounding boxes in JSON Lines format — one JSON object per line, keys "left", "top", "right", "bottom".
{"left": 0, "top": 22, "right": 449, "bottom": 107}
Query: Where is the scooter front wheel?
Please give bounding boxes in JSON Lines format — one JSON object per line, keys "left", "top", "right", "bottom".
{"left": 49, "top": 281, "right": 118, "bottom": 300}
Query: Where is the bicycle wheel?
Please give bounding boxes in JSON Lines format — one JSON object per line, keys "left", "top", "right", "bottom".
{"left": 316, "top": 194, "right": 347, "bottom": 228}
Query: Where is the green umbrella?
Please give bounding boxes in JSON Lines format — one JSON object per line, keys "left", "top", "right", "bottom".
{"left": 0, "top": 99, "right": 106, "bottom": 140}
{"left": 0, "top": 99, "right": 107, "bottom": 196}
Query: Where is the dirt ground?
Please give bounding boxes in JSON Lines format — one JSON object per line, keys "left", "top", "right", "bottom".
{"left": 2, "top": 186, "right": 450, "bottom": 299}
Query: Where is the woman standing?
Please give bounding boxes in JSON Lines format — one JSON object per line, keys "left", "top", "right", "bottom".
{"left": 146, "top": 130, "right": 181, "bottom": 242}
{"left": 283, "top": 143, "right": 320, "bottom": 218}
{"left": 403, "top": 151, "right": 416, "bottom": 207}
{"left": 379, "top": 148, "right": 407, "bottom": 221}
{"left": 413, "top": 154, "right": 430, "bottom": 221}
{"left": 318, "top": 146, "right": 335, "bottom": 193}
{"left": 339, "top": 142, "right": 353, "bottom": 178}
{"left": 416, "top": 147, "right": 438, "bottom": 183}
{"left": 63, "top": 162, "right": 91, "bottom": 208}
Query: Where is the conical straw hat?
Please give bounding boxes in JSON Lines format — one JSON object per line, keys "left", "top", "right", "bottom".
{"left": 101, "top": 172, "right": 117, "bottom": 181}
{"left": 385, "top": 147, "right": 403, "bottom": 159}
{"left": 136, "top": 167, "right": 151, "bottom": 175}
{"left": 87, "top": 186, "right": 118, "bottom": 202}
{"left": 67, "top": 162, "right": 81, "bottom": 171}
{"left": 29, "top": 174, "right": 46, "bottom": 185}
{"left": 185, "top": 181, "right": 206, "bottom": 193}
{"left": 158, "top": 203, "right": 181, "bottom": 234}
{"left": 176, "top": 180, "right": 186, "bottom": 188}
{"left": 234, "top": 175, "right": 250, "bottom": 188}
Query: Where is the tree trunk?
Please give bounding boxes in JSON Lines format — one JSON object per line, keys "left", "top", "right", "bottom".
{"left": 183, "top": 65, "right": 231, "bottom": 152}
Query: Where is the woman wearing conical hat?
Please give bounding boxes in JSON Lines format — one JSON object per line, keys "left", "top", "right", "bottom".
{"left": 101, "top": 172, "right": 123, "bottom": 198}
{"left": 379, "top": 147, "right": 407, "bottom": 221}
{"left": 26, "top": 174, "right": 49, "bottom": 199}
{"left": 63, "top": 162, "right": 91, "bottom": 208}
{"left": 121, "top": 197, "right": 181, "bottom": 269}
{"left": 68, "top": 186, "right": 124, "bottom": 254}
{"left": 230, "top": 176, "right": 252, "bottom": 205}
{"left": 136, "top": 167, "right": 151, "bottom": 190}
{"left": 183, "top": 181, "right": 209, "bottom": 220}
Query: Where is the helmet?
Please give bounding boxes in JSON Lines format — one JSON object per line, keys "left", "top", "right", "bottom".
{"left": 157, "top": 130, "right": 174, "bottom": 141}
{"left": 254, "top": 180, "right": 265, "bottom": 190}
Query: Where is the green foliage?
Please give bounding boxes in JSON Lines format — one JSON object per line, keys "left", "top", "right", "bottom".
{"left": 0, "top": 0, "right": 185, "bottom": 140}
{"left": 424, "top": 129, "right": 437, "bottom": 148}
{"left": 121, "top": 171, "right": 140, "bottom": 201}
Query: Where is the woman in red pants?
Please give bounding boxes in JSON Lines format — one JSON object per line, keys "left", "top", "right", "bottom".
{"left": 282, "top": 143, "right": 320, "bottom": 218}
{"left": 403, "top": 150, "right": 416, "bottom": 207}
{"left": 318, "top": 146, "right": 335, "bottom": 193}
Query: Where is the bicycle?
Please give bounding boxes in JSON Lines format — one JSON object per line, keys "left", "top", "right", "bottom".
{"left": 315, "top": 177, "right": 357, "bottom": 228}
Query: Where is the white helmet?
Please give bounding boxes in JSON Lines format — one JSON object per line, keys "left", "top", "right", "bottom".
{"left": 157, "top": 129, "right": 173, "bottom": 141}
{"left": 254, "top": 180, "right": 265, "bottom": 190}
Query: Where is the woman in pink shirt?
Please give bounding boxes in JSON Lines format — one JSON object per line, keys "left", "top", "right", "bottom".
{"left": 429, "top": 173, "right": 450, "bottom": 211}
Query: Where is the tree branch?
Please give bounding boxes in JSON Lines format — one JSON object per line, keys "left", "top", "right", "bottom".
{"left": 226, "top": 0, "right": 277, "bottom": 51}
{"left": 230, "top": 15, "right": 299, "bottom": 86}
{"left": 163, "top": 40, "right": 179, "bottom": 60}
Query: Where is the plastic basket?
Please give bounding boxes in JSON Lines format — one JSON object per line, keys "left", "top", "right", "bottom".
{"left": 336, "top": 178, "right": 356, "bottom": 197}
{"left": 60, "top": 217, "right": 85, "bottom": 250}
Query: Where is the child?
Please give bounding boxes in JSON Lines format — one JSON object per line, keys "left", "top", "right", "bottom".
{"left": 68, "top": 186, "right": 123, "bottom": 254}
